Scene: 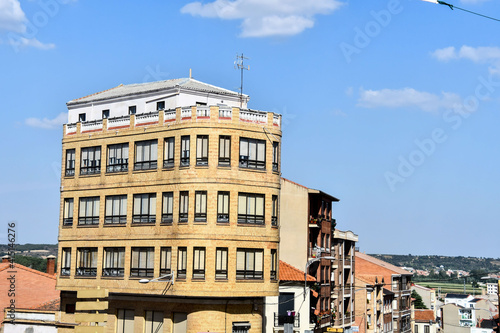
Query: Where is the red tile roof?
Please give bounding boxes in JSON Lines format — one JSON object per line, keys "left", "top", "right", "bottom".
{"left": 355, "top": 252, "right": 412, "bottom": 276}
{"left": 279, "top": 261, "right": 316, "bottom": 282}
{"left": 415, "top": 310, "right": 435, "bottom": 322}
{"left": 31, "top": 298, "right": 60, "bottom": 311}
{"left": 0, "top": 262, "right": 59, "bottom": 323}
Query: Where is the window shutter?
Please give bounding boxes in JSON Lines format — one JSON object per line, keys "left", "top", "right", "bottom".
{"left": 255, "top": 251, "right": 263, "bottom": 273}
{"left": 149, "top": 195, "right": 156, "bottom": 215}
{"left": 236, "top": 250, "right": 245, "bottom": 271}
{"left": 238, "top": 195, "right": 246, "bottom": 215}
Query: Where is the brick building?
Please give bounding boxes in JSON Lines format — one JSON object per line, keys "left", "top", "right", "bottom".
{"left": 279, "top": 178, "right": 358, "bottom": 332}
{"left": 355, "top": 252, "right": 412, "bottom": 333}
{"left": 56, "top": 77, "right": 282, "bottom": 332}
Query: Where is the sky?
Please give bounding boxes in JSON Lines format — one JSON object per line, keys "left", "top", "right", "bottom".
{"left": 1, "top": 0, "right": 499, "bottom": 258}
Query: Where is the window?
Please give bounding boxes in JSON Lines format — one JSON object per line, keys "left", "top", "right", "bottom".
{"left": 179, "top": 191, "right": 189, "bottom": 223}
{"left": 272, "top": 195, "right": 278, "bottom": 226}
{"left": 63, "top": 198, "right": 74, "bottom": 226}
{"left": 78, "top": 197, "right": 100, "bottom": 225}
{"left": 65, "top": 149, "right": 75, "bottom": 176}
{"left": 271, "top": 249, "right": 277, "bottom": 280}
{"left": 133, "top": 194, "right": 156, "bottom": 224}
{"left": 107, "top": 143, "right": 129, "bottom": 173}
{"left": 192, "top": 247, "right": 205, "bottom": 279}
{"left": 128, "top": 105, "right": 136, "bottom": 115}
{"left": 180, "top": 136, "right": 190, "bottom": 166}
{"left": 219, "top": 136, "right": 231, "bottom": 166}
{"left": 177, "top": 247, "right": 187, "bottom": 279}
{"left": 217, "top": 191, "right": 229, "bottom": 223}
{"left": 102, "top": 109, "right": 110, "bottom": 119}
{"left": 161, "top": 192, "right": 173, "bottom": 224}
{"left": 78, "top": 113, "right": 86, "bottom": 122}
{"left": 76, "top": 248, "right": 97, "bottom": 276}
{"left": 105, "top": 195, "right": 127, "bottom": 224}
{"left": 272, "top": 141, "right": 279, "bottom": 172}
{"left": 196, "top": 135, "right": 209, "bottom": 166}
{"left": 103, "top": 247, "right": 125, "bottom": 277}
{"left": 130, "top": 247, "right": 154, "bottom": 277}
{"left": 194, "top": 191, "right": 207, "bottom": 222}
{"left": 135, "top": 140, "right": 157, "bottom": 170}
{"left": 145, "top": 311, "right": 163, "bottom": 333}
{"left": 157, "top": 101, "right": 165, "bottom": 111}
{"left": 163, "top": 137, "right": 175, "bottom": 168}
{"left": 160, "top": 247, "right": 171, "bottom": 275}
{"left": 216, "top": 248, "right": 228, "bottom": 279}
{"left": 61, "top": 248, "right": 71, "bottom": 276}
{"left": 237, "top": 193, "right": 264, "bottom": 225}
{"left": 117, "top": 309, "right": 134, "bottom": 333}
{"left": 414, "top": 325, "right": 418, "bottom": 333}
{"left": 80, "top": 146, "right": 101, "bottom": 175}
{"left": 424, "top": 325, "right": 430, "bottom": 333}
{"left": 239, "top": 138, "right": 265, "bottom": 169}
{"left": 232, "top": 322, "right": 251, "bottom": 333}
{"left": 236, "top": 249, "right": 263, "bottom": 280}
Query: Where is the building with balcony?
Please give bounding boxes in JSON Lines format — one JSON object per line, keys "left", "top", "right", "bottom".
{"left": 279, "top": 178, "right": 357, "bottom": 332}
{"left": 354, "top": 275, "right": 394, "bottom": 333}
{"left": 56, "top": 77, "right": 282, "bottom": 333}
{"left": 331, "top": 230, "right": 358, "bottom": 332}
{"left": 411, "top": 284, "right": 437, "bottom": 318}
{"left": 264, "top": 261, "right": 316, "bottom": 333}
{"left": 355, "top": 252, "right": 412, "bottom": 333}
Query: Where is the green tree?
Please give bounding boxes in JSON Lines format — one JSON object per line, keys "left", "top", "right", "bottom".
{"left": 411, "top": 290, "right": 427, "bottom": 310}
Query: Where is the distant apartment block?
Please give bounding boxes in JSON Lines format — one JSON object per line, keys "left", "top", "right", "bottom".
{"left": 355, "top": 252, "right": 413, "bottom": 333}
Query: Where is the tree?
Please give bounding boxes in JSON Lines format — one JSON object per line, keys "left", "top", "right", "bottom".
{"left": 411, "top": 290, "right": 427, "bottom": 309}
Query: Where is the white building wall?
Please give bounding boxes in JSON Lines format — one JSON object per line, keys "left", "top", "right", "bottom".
{"left": 265, "top": 285, "right": 312, "bottom": 333}
{"left": 2, "top": 323, "right": 57, "bottom": 333}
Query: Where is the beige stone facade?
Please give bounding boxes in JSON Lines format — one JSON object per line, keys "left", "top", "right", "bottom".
{"left": 56, "top": 80, "right": 282, "bottom": 333}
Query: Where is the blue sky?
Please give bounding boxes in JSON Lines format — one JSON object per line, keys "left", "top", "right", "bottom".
{"left": 1, "top": 0, "right": 499, "bottom": 257}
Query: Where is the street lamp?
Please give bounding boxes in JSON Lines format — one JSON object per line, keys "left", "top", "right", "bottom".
{"left": 139, "top": 271, "right": 175, "bottom": 284}
{"left": 304, "top": 256, "right": 335, "bottom": 298}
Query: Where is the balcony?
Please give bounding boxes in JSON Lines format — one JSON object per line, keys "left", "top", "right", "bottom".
{"left": 274, "top": 313, "right": 299, "bottom": 328}
{"left": 64, "top": 107, "right": 281, "bottom": 137}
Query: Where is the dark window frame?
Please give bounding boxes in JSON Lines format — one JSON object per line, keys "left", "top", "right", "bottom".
{"left": 160, "top": 247, "right": 172, "bottom": 275}
{"left": 61, "top": 248, "right": 71, "bottom": 276}
{"left": 105, "top": 195, "right": 127, "bottom": 224}
{"left": 177, "top": 247, "right": 187, "bottom": 279}
{"left": 196, "top": 135, "right": 209, "bottom": 166}
{"left": 179, "top": 191, "right": 189, "bottom": 223}
{"left": 134, "top": 140, "right": 158, "bottom": 171}
{"left": 217, "top": 191, "right": 230, "bottom": 223}
{"left": 236, "top": 248, "right": 264, "bottom": 280}
{"left": 130, "top": 247, "right": 154, "bottom": 278}
{"left": 132, "top": 193, "right": 156, "bottom": 224}
{"left": 65, "top": 149, "right": 75, "bottom": 176}
{"left": 103, "top": 247, "right": 125, "bottom": 277}
{"left": 107, "top": 143, "right": 129, "bottom": 173}
{"left": 239, "top": 138, "right": 266, "bottom": 170}
{"left": 78, "top": 197, "right": 100, "bottom": 225}
{"left": 63, "top": 198, "right": 74, "bottom": 226}
{"left": 80, "top": 146, "right": 101, "bottom": 175}
{"left": 192, "top": 247, "right": 206, "bottom": 280}
{"left": 76, "top": 247, "right": 98, "bottom": 276}
{"left": 161, "top": 192, "right": 174, "bottom": 224}
{"left": 216, "top": 247, "right": 228, "bottom": 280}
{"left": 272, "top": 141, "right": 279, "bottom": 172}
{"left": 219, "top": 135, "right": 231, "bottom": 166}
{"left": 194, "top": 191, "right": 207, "bottom": 222}
{"left": 272, "top": 195, "right": 278, "bottom": 226}
{"left": 237, "top": 193, "right": 265, "bottom": 225}
{"left": 180, "top": 136, "right": 190, "bottom": 167}
{"left": 163, "top": 137, "right": 175, "bottom": 168}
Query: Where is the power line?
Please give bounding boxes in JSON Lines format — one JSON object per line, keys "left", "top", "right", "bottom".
{"left": 425, "top": 0, "right": 500, "bottom": 22}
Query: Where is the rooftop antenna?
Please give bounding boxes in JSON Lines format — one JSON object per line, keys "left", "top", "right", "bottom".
{"left": 234, "top": 53, "right": 249, "bottom": 108}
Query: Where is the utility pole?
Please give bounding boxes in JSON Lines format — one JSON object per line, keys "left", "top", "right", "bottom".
{"left": 234, "top": 53, "right": 249, "bottom": 108}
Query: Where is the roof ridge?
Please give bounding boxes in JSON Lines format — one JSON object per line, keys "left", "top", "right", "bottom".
{"left": 73, "top": 84, "right": 124, "bottom": 102}
{"left": 279, "top": 260, "right": 316, "bottom": 282}
{"left": 10, "top": 263, "right": 57, "bottom": 280}
{"left": 281, "top": 177, "right": 309, "bottom": 190}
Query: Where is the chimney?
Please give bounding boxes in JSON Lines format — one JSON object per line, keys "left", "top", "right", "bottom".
{"left": 46, "top": 255, "right": 56, "bottom": 275}
{"left": 2, "top": 255, "right": 10, "bottom": 263}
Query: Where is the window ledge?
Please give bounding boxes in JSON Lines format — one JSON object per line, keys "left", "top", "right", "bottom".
{"left": 215, "top": 278, "right": 228, "bottom": 282}
{"left": 101, "top": 276, "right": 125, "bottom": 280}
{"left": 77, "top": 224, "right": 100, "bottom": 228}
{"left": 217, "top": 165, "right": 231, "bottom": 169}
{"left": 238, "top": 167, "right": 267, "bottom": 173}
{"left": 236, "top": 279, "right": 264, "bottom": 283}
{"left": 237, "top": 223, "right": 266, "bottom": 227}
{"left": 78, "top": 173, "right": 101, "bottom": 177}
{"left": 195, "top": 165, "right": 209, "bottom": 169}
{"left": 191, "top": 278, "right": 206, "bottom": 282}
{"left": 103, "top": 223, "right": 127, "bottom": 227}
{"left": 131, "top": 223, "right": 156, "bottom": 227}
{"left": 75, "top": 276, "right": 97, "bottom": 279}
{"left": 132, "top": 168, "right": 157, "bottom": 173}
{"left": 62, "top": 225, "right": 74, "bottom": 228}
{"left": 105, "top": 171, "right": 128, "bottom": 175}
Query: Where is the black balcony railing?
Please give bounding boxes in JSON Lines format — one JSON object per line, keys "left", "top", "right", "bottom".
{"left": 102, "top": 268, "right": 124, "bottom": 277}
{"left": 274, "top": 313, "right": 299, "bottom": 327}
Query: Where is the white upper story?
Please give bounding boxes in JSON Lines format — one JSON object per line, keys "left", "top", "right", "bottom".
{"left": 66, "top": 78, "right": 249, "bottom": 124}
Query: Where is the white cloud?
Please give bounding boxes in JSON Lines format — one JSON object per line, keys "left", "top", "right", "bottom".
{"left": 357, "top": 88, "right": 462, "bottom": 112}
{"left": 181, "top": 0, "right": 343, "bottom": 37}
{"left": 432, "top": 45, "right": 500, "bottom": 63}
{"left": 0, "top": 0, "right": 26, "bottom": 33}
{"left": 9, "top": 36, "right": 55, "bottom": 50}
{"left": 25, "top": 112, "right": 67, "bottom": 129}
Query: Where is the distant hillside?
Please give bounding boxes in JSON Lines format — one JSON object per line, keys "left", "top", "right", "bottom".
{"left": 0, "top": 243, "right": 58, "bottom": 258}
{"left": 369, "top": 254, "right": 500, "bottom": 273}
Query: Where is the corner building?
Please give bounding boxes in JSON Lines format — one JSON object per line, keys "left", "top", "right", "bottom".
{"left": 56, "top": 78, "right": 282, "bottom": 333}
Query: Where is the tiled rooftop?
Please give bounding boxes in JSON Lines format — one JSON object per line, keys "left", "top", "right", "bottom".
{"left": 67, "top": 78, "right": 243, "bottom": 105}
{"left": 279, "top": 260, "right": 316, "bottom": 282}
{"left": 414, "top": 309, "right": 435, "bottom": 322}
